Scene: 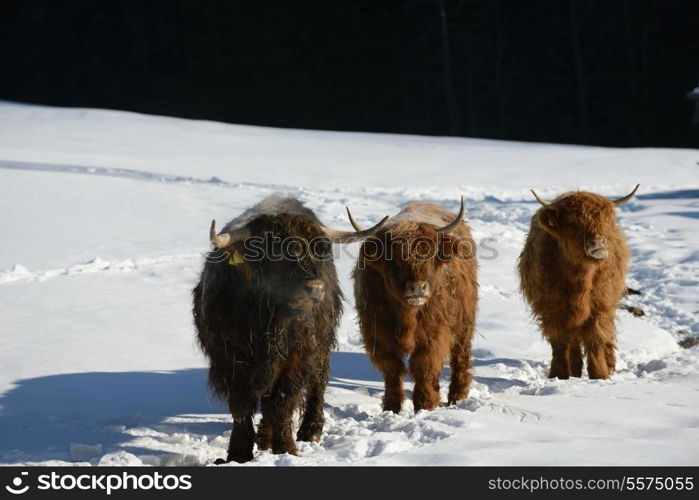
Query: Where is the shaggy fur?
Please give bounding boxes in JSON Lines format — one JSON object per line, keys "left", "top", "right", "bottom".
{"left": 518, "top": 191, "right": 630, "bottom": 380}
{"left": 352, "top": 203, "right": 478, "bottom": 413}
{"left": 193, "top": 197, "right": 341, "bottom": 463}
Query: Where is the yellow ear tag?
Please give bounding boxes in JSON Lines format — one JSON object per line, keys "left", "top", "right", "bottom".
{"left": 229, "top": 250, "right": 245, "bottom": 266}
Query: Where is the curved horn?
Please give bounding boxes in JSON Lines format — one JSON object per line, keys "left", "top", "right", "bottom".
{"left": 322, "top": 214, "right": 389, "bottom": 244}
{"left": 346, "top": 206, "right": 365, "bottom": 232}
{"left": 530, "top": 189, "right": 551, "bottom": 207}
{"left": 209, "top": 219, "right": 250, "bottom": 250}
{"left": 613, "top": 184, "right": 640, "bottom": 206}
{"left": 436, "top": 196, "right": 465, "bottom": 234}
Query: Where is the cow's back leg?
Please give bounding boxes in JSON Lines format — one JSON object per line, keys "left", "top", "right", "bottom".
{"left": 586, "top": 346, "right": 610, "bottom": 379}
{"left": 255, "top": 394, "right": 273, "bottom": 451}
{"left": 586, "top": 341, "right": 616, "bottom": 379}
{"left": 297, "top": 351, "right": 329, "bottom": 443}
{"left": 266, "top": 357, "right": 302, "bottom": 455}
{"left": 604, "top": 342, "right": 617, "bottom": 375}
{"left": 566, "top": 338, "right": 583, "bottom": 377}
{"left": 297, "top": 380, "right": 326, "bottom": 443}
{"left": 447, "top": 324, "right": 473, "bottom": 405}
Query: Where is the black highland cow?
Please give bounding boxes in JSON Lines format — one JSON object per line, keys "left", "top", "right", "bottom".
{"left": 193, "top": 195, "right": 386, "bottom": 463}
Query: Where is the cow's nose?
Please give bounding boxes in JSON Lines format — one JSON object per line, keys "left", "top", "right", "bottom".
{"left": 305, "top": 279, "right": 325, "bottom": 301}
{"left": 589, "top": 236, "right": 606, "bottom": 250}
{"left": 586, "top": 235, "right": 609, "bottom": 259}
{"left": 408, "top": 281, "right": 430, "bottom": 297}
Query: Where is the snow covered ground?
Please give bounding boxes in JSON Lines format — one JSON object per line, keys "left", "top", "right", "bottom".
{"left": 0, "top": 101, "right": 697, "bottom": 466}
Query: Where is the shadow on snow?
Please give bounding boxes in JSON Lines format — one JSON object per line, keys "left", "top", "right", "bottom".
{"left": 0, "top": 351, "right": 531, "bottom": 462}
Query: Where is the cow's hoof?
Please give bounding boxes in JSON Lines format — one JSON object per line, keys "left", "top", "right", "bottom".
{"left": 381, "top": 398, "right": 403, "bottom": 414}
{"left": 297, "top": 425, "right": 322, "bottom": 443}
{"left": 413, "top": 404, "right": 438, "bottom": 413}
{"left": 272, "top": 442, "right": 298, "bottom": 456}
{"left": 227, "top": 451, "right": 254, "bottom": 463}
{"left": 256, "top": 433, "right": 272, "bottom": 451}
{"left": 447, "top": 390, "right": 468, "bottom": 406}
{"left": 213, "top": 458, "right": 228, "bottom": 465}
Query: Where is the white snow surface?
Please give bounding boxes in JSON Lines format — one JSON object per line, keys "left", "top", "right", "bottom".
{"left": 0, "top": 101, "right": 697, "bottom": 466}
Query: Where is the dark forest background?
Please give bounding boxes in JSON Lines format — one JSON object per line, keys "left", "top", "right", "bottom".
{"left": 1, "top": 0, "right": 698, "bottom": 147}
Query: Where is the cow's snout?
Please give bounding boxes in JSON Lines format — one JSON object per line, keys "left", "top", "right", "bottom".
{"left": 304, "top": 279, "right": 325, "bottom": 301}
{"left": 289, "top": 279, "right": 325, "bottom": 313}
{"left": 586, "top": 236, "right": 608, "bottom": 260}
{"left": 405, "top": 280, "right": 430, "bottom": 307}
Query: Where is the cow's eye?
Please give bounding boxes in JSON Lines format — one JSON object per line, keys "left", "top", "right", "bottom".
{"left": 286, "top": 242, "right": 305, "bottom": 259}
{"left": 361, "top": 239, "right": 382, "bottom": 260}
{"left": 312, "top": 241, "right": 331, "bottom": 258}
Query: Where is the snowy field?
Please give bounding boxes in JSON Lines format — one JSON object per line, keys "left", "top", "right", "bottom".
{"left": 0, "top": 101, "right": 697, "bottom": 466}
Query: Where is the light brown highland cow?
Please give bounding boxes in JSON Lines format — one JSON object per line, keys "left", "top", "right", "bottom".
{"left": 518, "top": 185, "right": 639, "bottom": 379}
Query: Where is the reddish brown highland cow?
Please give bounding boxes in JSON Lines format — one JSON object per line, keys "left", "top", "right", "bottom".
{"left": 518, "top": 185, "right": 639, "bottom": 380}
{"left": 351, "top": 198, "right": 478, "bottom": 412}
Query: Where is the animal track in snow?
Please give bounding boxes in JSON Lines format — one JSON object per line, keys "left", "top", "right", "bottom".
{"left": 0, "top": 254, "right": 200, "bottom": 284}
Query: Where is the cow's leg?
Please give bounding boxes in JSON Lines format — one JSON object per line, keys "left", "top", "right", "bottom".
{"left": 546, "top": 329, "right": 570, "bottom": 379}
{"left": 566, "top": 338, "right": 583, "bottom": 377}
{"left": 225, "top": 388, "right": 256, "bottom": 463}
{"left": 604, "top": 342, "right": 617, "bottom": 375}
{"left": 297, "top": 382, "right": 325, "bottom": 443}
{"left": 448, "top": 328, "right": 473, "bottom": 405}
{"left": 410, "top": 346, "right": 443, "bottom": 412}
{"left": 267, "top": 367, "right": 302, "bottom": 455}
{"left": 255, "top": 394, "right": 273, "bottom": 451}
{"left": 584, "top": 315, "right": 615, "bottom": 380}
{"left": 586, "top": 345, "right": 610, "bottom": 379}
{"left": 586, "top": 339, "right": 617, "bottom": 379}
{"left": 370, "top": 347, "right": 405, "bottom": 413}
{"left": 297, "top": 352, "right": 329, "bottom": 443}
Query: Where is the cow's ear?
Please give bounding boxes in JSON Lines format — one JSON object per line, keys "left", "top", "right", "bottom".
{"left": 537, "top": 208, "right": 559, "bottom": 234}
{"left": 224, "top": 241, "right": 249, "bottom": 267}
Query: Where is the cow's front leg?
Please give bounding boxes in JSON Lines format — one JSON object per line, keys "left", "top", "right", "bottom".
{"left": 370, "top": 346, "right": 405, "bottom": 413}
{"left": 448, "top": 327, "right": 473, "bottom": 405}
{"left": 410, "top": 346, "right": 443, "bottom": 412}
{"left": 583, "top": 315, "right": 615, "bottom": 380}
{"left": 225, "top": 388, "right": 256, "bottom": 463}
{"left": 547, "top": 333, "right": 570, "bottom": 379}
